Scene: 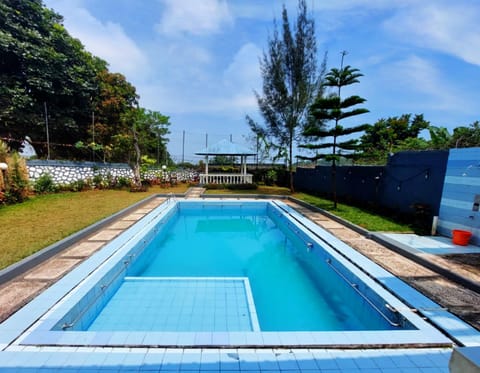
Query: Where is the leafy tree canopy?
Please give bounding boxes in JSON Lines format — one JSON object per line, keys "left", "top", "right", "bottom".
{"left": 451, "top": 121, "right": 480, "bottom": 148}
{"left": 358, "top": 114, "right": 429, "bottom": 164}
{"left": 0, "top": 0, "right": 172, "bottom": 166}
{"left": 0, "top": 0, "right": 108, "bottom": 157}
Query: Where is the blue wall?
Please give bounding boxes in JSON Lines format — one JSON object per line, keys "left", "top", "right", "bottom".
{"left": 294, "top": 150, "right": 449, "bottom": 216}
{"left": 437, "top": 148, "right": 480, "bottom": 245}
{"left": 378, "top": 151, "right": 448, "bottom": 215}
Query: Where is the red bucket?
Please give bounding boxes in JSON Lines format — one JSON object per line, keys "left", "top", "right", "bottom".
{"left": 452, "top": 229, "right": 472, "bottom": 246}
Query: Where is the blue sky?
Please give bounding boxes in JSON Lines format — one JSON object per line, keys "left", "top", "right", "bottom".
{"left": 43, "top": 0, "right": 480, "bottom": 163}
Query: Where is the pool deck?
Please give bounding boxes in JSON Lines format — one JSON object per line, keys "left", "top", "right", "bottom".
{"left": 1, "top": 192, "right": 480, "bottom": 371}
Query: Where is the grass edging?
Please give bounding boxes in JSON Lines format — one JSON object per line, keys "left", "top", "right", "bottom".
{"left": 287, "top": 196, "right": 373, "bottom": 237}
{"left": 0, "top": 194, "right": 160, "bottom": 284}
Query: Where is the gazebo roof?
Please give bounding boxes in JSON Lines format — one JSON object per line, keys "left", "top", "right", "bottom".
{"left": 195, "top": 139, "right": 256, "bottom": 156}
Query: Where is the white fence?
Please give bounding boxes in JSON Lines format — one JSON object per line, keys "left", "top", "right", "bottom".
{"left": 199, "top": 173, "right": 253, "bottom": 184}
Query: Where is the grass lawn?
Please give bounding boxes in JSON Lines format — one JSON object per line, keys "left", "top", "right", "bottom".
{"left": 292, "top": 193, "right": 413, "bottom": 233}
{"left": 0, "top": 185, "right": 188, "bottom": 270}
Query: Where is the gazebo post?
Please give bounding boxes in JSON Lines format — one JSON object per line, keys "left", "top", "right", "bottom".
{"left": 205, "top": 155, "right": 209, "bottom": 183}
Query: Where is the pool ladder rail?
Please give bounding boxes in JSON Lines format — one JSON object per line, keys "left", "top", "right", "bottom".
{"left": 272, "top": 201, "right": 404, "bottom": 328}
{"left": 325, "top": 258, "right": 402, "bottom": 327}
{"left": 167, "top": 192, "right": 177, "bottom": 203}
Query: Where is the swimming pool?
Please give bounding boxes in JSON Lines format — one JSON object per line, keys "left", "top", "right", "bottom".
{"left": 20, "top": 200, "right": 451, "bottom": 348}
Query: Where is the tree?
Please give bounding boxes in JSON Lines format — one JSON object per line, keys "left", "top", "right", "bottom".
{"left": 92, "top": 71, "right": 139, "bottom": 162}
{"left": 428, "top": 126, "right": 452, "bottom": 150}
{"left": 451, "top": 121, "right": 480, "bottom": 148}
{"left": 246, "top": 0, "right": 325, "bottom": 192}
{"left": 120, "top": 107, "right": 171, "bottom": 189}
{"left": 301, "top": 55, "right": 369, "bottom": 208}
{"left": 359, "top": 114, "right": 430, "bottom": 163}
{"left": 0, "top": 0, "right": 103, "bottom": 157}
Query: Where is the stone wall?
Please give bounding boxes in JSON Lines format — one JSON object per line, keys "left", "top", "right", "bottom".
{"left": 27, "top": 160, "right": 134, "bottom": 185}
{"left": 27, "top": 160, "right": 198, "bottom": 185}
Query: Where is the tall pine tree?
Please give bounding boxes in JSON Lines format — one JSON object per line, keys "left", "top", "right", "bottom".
{"left": 246, "top": 0, "right": 325, "bottom": 192}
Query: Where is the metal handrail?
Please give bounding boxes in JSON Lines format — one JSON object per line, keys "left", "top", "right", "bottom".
{"left": 325, "top": 258, "right": 401, "bottom": 327}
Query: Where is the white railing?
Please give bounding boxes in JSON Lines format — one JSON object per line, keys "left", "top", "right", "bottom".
{"left": 199, "top": 173, "right": 253, "bottom": 184}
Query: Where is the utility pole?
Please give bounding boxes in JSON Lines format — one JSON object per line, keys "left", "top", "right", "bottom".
{"left": 157, "top": 132, "right": 160, "bottom": 165}
{"left": 44, "top": 102, "right": 50, "bottom": 160}
{"left": 182, "top": 130, "right": 185, "bottom": 164}
{"left": 92, "top": 111, "right": 95, "bottom": 162}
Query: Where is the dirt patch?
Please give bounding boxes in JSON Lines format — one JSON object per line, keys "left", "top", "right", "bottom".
{"left": 442, "top": 253, "right": 480, "bottom": 277}
{"left": 0, "top": 281, "right": 47, "bottom": 321}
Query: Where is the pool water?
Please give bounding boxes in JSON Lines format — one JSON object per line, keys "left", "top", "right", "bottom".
{"left": 84, "top": 203, "right": 403, "bottom": 332}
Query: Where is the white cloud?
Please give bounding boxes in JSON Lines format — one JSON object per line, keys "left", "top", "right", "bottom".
{"left": 223, "top": 44, "right": 261, "bottom": 90}
{"left": 384, "top": 3, "right": 480, "bottom": 66}
{"left": 375, "top": 55, "right": 464, "bottom": 112}
{"left": 140, "top": 42, "right": 261, "bottom": 117}
{"left": 156, "top": 0, "right": 233, "bottom": 36}
{"left": 217, "top": 43, "right": 262, "bottom": 114}
{"left": 44, "top": 0, "right": 150, "bottom": 79}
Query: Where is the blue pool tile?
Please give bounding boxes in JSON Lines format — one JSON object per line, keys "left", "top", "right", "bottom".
{"left": 388, "top": 354, "right": 417, "bottom": 369}
{"left": 275, "top": 350, "right": 300, "bottom": 370}
{"left": 255, "top": 351, "right": 279, "bottom": 371}
{"left": 161, "top": 351, "right": 183, "bottom": 371}
{"left": 259, "top": 332, "right": 280, "bottom": 346}
{"left": 292, "top": 351, "right": 318, "bottom": 370}
{"left": 200, "top": 352, "right": 220, "bottom": 371}
{"left": 181, "top": 351, "right": 202, "bottom": 370}
{"left": 367, "top": 355, "right": 397, "bottom": 369}
{"left": 237, "top": 351, "right": 259, "bottom": 371}
{"left": 312, "top": 352, "right": 339, "bottom": 370}
{"left": 122, "top": 352, "right": 148, "bottom": 367}
{"left": 89, "top": 331, "right": 113, "bottom": 345}
{"left": 227, "top": 332, "right": 247, "bottom": 345}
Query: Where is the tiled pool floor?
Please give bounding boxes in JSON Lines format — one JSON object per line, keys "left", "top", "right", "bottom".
{"left": 88, "top": 277, "right": 259, "bottom": 332}
{"left": 1, "top": 195, "right": 480, "bottom": 371}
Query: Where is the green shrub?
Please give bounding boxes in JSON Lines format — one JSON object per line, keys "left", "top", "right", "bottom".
{"left": 205, "top": 183, "right": 227, "bottom": 190}
{"left": 226, "top": 183, "right": 258, "bottom": 190}
{"left": 92, "top": 174, "right": 106, "bottom": 189}
{"left": 69, "top": 179, "right": 89, "bottom": 192}
{"left": 5, "top": 152, "right": 30, "bottom": 203}
{"left": 115, "top": 176, "right": 131, "bottom": 189}
{"left": 34, "top": 173, "right": 58, "bottom": 194}
{"left": 265, "top": 169, "right": 277, "bottom": 186}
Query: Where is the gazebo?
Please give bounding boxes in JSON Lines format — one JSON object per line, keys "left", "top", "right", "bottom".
{"left": 195, "top": 139, "right": 256, "bottom": 184}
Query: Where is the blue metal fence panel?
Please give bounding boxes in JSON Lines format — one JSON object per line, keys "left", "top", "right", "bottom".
{"left": 294, "top": 150, "right": 449, "bottom": 216}
{"left": 437, "top": 148, "right": 480, "bottom": 245}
